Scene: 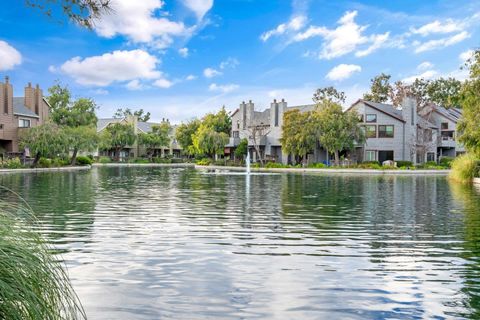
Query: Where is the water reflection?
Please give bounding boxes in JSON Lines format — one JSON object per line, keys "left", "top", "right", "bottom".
{"left": 1, "top": 168, "right": 480, "bottom": 319}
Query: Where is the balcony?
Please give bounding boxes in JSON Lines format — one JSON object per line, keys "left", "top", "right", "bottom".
{"left": 439, "top": 136, "right": 457, "bottom": 148}
{"left": 227, "top": 137, "right": 241, "bottom": 147}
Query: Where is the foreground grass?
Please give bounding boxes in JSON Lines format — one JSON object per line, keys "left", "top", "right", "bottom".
{"left": 0, "top": 200, "right": 86, "bottom": 320}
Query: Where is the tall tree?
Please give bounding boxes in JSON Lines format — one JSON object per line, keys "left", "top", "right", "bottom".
{"left": 19, "top": 123, "right": 67, "bottom": 167}
{"left": 26, "top": 0, "right": 111, "bottom": 28}
{"left": 363, "top": 73, "right": 392, "bottom": 103}
{"left": 313, "top": 86, "right": 346, "bottom": 104}
{"left": 138, "top": 122, "right": 171, "bottom": 160}
{"left": 100, "top": 123, "right": 136, "bottom": 162}
{"left": 234, "top": 138, "right": 248, "bottom": 160}
{"left": 114, "top": 108, "right": 151, "bottom": 122}
{"left": 175, "top": 119, "right": 201, "bottom": 156}
{"left": 47, "top": 83, "right": 98, "bottom": 164}
{"left": 314, "top": 100, "right": 365, "bottom": 165}
{"left": 459, "top": 49, "right": 480, "bottom": 156}
{"left": 281, "top": 109, "right": 317, "bottom": 165}
{"left": 192, "top": 125, "right": 229, "bottom": 159}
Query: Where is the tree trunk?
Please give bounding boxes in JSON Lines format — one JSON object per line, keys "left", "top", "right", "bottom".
{"left": 70, "top": 148, "right": 78, "bottom": 166}
{"left": 31, "top": 152, "right": 41, "bottom": 168}
{"left": 334, "top": 150, "right": 340, "bottom": 166}
{"left": 115, "top": 147, "right": 121, "bottom": 162}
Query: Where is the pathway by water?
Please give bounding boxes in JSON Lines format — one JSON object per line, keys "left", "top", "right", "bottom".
{"left": 1, "top": 167, "right": 480, "bottom": 319}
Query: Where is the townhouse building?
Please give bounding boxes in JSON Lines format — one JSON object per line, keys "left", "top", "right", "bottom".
{"left": 96, "top": 116, "right": 181, "bottom": 160}
{"left": 227, "top": 96, "right": 463, "bottom": 165}
{"left": 0, "top": 76, "right": 49, "bottom": 158}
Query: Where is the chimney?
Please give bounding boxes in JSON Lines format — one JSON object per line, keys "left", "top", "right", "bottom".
{"left": 25, "top": 82, "right": 35, "bottom": 112}
{"left": 34, "top": 83, "right": 42, "bottom": 115}
{"left": 2, "top": 76, "right": 13, "bottom": 115}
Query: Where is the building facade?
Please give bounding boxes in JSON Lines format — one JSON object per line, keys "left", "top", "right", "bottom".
{"left": 0, "top": 76, "right": 50, "bottom": 157}
{"left": 96, "top": 116, "right": 181, "bottom": 160}
{"left": 228, "top": 96, "right": 463, "bottom": 165}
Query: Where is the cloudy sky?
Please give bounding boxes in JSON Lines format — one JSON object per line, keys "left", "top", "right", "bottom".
{"left": 0, "top": 0, "right": 479, "bottom": 123}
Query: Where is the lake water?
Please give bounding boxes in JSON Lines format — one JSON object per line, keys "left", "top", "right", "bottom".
{"left": 1, "top": 167, "right": 480, "bottom": 319}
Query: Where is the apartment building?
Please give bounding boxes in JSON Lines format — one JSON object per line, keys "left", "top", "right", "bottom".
{"left": 0, "top": 76, "right": 50, "bottom": 157}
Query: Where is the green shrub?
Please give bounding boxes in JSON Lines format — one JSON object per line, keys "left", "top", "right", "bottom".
{"left": 439, "top": 156, "right": 454, "bottom": 168}
{"left": 128, "top": 158, "right": 150, "bottom": 164}
{"left": 449, "top": 153, "right": 480, "bottom": 183}
{"left": 195, "top": 158, "right": 212, "bottom": 166}
{"left": 357, "top": 161, "right": 382, "bottom": 169}
{"left": 75, "top": 156, "right": 93, "bottom": 166}
{"left": 38, "top": 157, "right": 52, "bottom": 168}
{"left": 98, "top": 156, "right": 111, "bottom": 164}
{"left": 265, "top": 162, "right": 288, "bottom": 168}
{"left": 2, "top": 157, "right": 23, "bottom": 169}
{"left": 171, "top": 158, "right": 185, "bottom": 164}
{"left": 0, "top": 202, "right": 86, "bottom": 319}
{"left": 396, "top": 161, "right": 413, "bottom": 167}
{"left": 153, "top": 157, "right": 172, "bottom": 164}
{"left": 251, "top": 162, "right": 260, "bottom": 168}
{"left": 212, "top": 160, "right": 227, "bottom": 166}
{"left": 52, "top": 158, "right": 69, "bottom": 167}
{"left": 307, "top": 162, "right": 327, "bottom": 168}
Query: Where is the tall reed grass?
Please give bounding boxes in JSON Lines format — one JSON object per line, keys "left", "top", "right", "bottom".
{"left": 449, "top": 153, "right": 480, "bottom": 184}
{"left": 0, "top": 199, "right": 86, "bottom": 320}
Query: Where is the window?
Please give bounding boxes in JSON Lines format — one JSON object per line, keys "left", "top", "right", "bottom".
{"left": 427, "top": 152, "right": 435, "bottom": 162}
{"left": 441, "top": 122, "right": 448, "bottom": 130}
{"left": 0, "top": 124, "right": 3, "bottom": 129}
{"left": 365, "top": 150, "right": 376, "bottom": 161}
{"left": 365, "top": 125, "right": 377, "bottom": 138}
{"left": 378, "top": 125, "right": 394, "bottom": 138}
{"left": 366, "top": 114, "right": 377, "bottom": 123}
{"left": 236, "top": 121, "right": 240, "bottom": 129}
{"left": 18, "top": 119, "right": 31, "bottom": 128}
{"left": 232, "top": 131, "right": 239, "bottom": 138}
{"left": 424, "top": 129, "right": 432, "bottom": 142}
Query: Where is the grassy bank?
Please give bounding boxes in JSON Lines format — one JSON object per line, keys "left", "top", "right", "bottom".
{"left": 0, "top": 200, "right": 85, "bottom": 319}
{"left": 449, "top": 153, "right": 480, "bottom": 184}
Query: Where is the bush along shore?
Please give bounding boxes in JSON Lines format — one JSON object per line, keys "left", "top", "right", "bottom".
{"left": 0, "top": 201, "right": 86, "bottom": 319}
{"left": 0, "top": 155, "right": 93, "bottom": 170}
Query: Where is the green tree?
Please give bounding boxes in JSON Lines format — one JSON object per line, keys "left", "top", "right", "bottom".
{"left": 100, "top": 123, "right": 136, "bottom": 162}
{"left": 19, "top": 123, "right": 68, "bottom": 167}
{"left": 280, "top": 109, "right": 318, "bottom": 165}
{"left": 202, "top": 107, "right": 232, "bottom": 134}
{"left": 314, "top": 100, "right": 365, "bottom": 165}
{"left": 313, "top": 86, "right": 346, "bottom": 104}
{"left": 458, "top": 49, "right": 480, "bottom": 156}
{"left": 192, "top": 125, "right": 229, "bottom": 158}
{"left": 234, "top": 138, "right": 248, "bottom": 160}
{"left": 175, "top": 119, "right": 201, "bottom": 156}
{"left": 363, "top": 73, "right": 392, "bottom": 103}
{"left": 47, "top": 83, "right": 98, "bottom": 164}
{"left": 138, "top": 122, "right": 171, "bottom": 160}
{"left": 26, "top": 0, "right": 111, "bottom": 28}
{"left": 114, "top": 108, "right": 151, "bottom": 122}
{"left": 64, "top": 126, "right": 99, "bottom": 165}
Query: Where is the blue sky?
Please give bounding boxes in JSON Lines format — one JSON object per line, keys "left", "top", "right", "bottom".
{"left": 0, "top": 0, "right": 479, "bottom": 123}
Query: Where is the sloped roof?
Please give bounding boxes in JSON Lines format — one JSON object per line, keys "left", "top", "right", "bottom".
{"left": 289, "top": 104, "right": 316, "bottom": 113}
{"left": 12, "top": 97, "right": 39, "bottom": 118}
{"left": 434, "top": 105, "right": 463, "bottom": 122}
{"left": 361, "top": 100, "right": 405, "bottom": 122}
{"left": 96, "top": 118, "right": 123, "bottom": 132}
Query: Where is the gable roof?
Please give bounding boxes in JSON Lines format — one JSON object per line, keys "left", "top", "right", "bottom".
{"left": 12, "top": 97, "right": 39, "bottom": 118}
{"left": 360, "top": 100, "right": 405, "bottom": 122}
{"left": 433, "top": 105, "right": 462, "bottom": 123}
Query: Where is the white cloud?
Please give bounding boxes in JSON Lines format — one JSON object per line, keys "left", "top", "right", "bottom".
{"left": 414, "top": 31, "right": 470, "bottom": 53}
{"left": 0, "top": 41, "right": 22, "bottom": 71}
{"left": 178, "top": 47, "right": 189, "bottom": 58}
{"left": 459, "top": 49, "right": 474, "bottom": 62}
{"left": 261, "top": 15, "right": 307, "bottom": 42}
{"left": 410, "top": 19, "right": 464, "bottom": 36}
{"left": 181, "top": 0, "right": 213, "bottom": 20}
{"left": 402, "top": 70, "right": 438, "bottom": 84}
{"left": 355, "top": 32, "right": 390, "bottom": 57}
{"left": 93, "top": 88, "right": 109, "bottom": 95}
{"left": 59, "top": 49, "right": 161, "bottom": 86}
{"left": 203, "top": 67, "right": 222, "bottom": 78}
{"left": 186, "top": 74, "right": 197, "bottom": 80}
{"left": 293, "top": 11, "right": 389, "bottom": 59}
{"left": 326, "top": 64, "right": 361, "bottom": 81}
{"left": 153, "top": 78, "right": 173, "bottom": 88}
{"left": 209, "top": 83, "right": 239, "bottom": 93}
{"left": 219, "top": 57, "right": 239, "bottom": 69}
{"left": 94, "top": 0, "right": 191, "bottom": 49}
{"left": 417, "top": 61, "right": 434, "bottom": 70}
{"left": 126, "top": 79, "right": 144, "bottom": 90}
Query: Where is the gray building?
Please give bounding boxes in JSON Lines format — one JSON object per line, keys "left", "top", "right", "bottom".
{"left": 227, "top": 96, "right": 463, "bottom": 165}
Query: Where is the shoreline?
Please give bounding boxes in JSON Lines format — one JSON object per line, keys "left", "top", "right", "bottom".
{"left": 196, "top": 165, "right": 451, "bottom": 175}
{"left": 0, "top": 165, "right": 91, "bottom": 174}
{"left": 92, "top": 163, "right": 195, "bottom": 168}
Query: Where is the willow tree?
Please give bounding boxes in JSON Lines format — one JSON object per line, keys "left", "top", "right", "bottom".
{"left": 64, "top": 126, "right": 99, "bottom": 165}
{"left": 192, "top": 125, "right": 229, "bottom": 159}
{"left": 100, "top": 123, "right": 136, "bottom": 162}
{"left": 281, "top": 109, "right": 317, "bottom": 165}
{"left": 138, "top": 122, "right": 171, "bottom": 160}
{"left": 175, "top": 119, "right": 201, "bottom": 156}
{"left": 458, "top": 49, "right": 480, "bottom": 156}
{"left": 314, "top": 101, "right": 365, "bottom": 165}
{"left": 19, "top": 123, "right": 68, "bottom": 167}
